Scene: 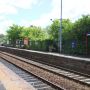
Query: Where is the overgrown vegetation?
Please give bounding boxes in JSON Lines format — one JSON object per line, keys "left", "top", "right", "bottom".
{"left": 1, "top": 15, "right": 90, "bottom": 56}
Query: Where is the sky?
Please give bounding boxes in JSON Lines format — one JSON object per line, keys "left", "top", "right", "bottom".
{"left": 0, "top": 0, "right": 90, "bottom": 34}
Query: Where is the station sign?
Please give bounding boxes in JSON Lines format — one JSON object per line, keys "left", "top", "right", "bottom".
{"left": 24, "top": 38, "right": 29, "bottom": 45}
{"left": 86, "top": 33, "right": 90, "bottom": 36}
{"left": 72, "top": 40, "right": 77, "bottom": 48}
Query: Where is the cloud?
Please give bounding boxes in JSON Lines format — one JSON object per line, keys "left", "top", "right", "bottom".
{"left": 0, "top": 0, "right": 17, "bottom": 14}
{"left": 1, "top": 0, "right": 90, "bottom": 34}
{"left": 0, "top": 19, "right": 13, "bottom": 34}
{"left": 0, "top": 0, "right": 41, "bottom": 34}
{"left": 28, "top": 0, "right": 90, "bottom": 27}
{"left": 12, "top": 0, "right": 40, "bottom": 9}
{"left": 19, "top": 20, "right": 31, "bottom": 27}
{"left": 20, "top": 14, "right": 52, "bottom": 28}
{"left": 0, "top": 0, "right": 40, "bottom": 14}
{"left": 62, "top": 0, "right": 90, "bottom": 21}
{"left": 22, "top": 0, "right": 61, "bottom": 27}
{"left": 0, "top": 16, "right": 5, "bottom": 20}
{"left": 0, "top": 5, "right": 17, "bottom": 14}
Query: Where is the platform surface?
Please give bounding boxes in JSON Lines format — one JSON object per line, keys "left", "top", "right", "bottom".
{"left": 0, "top": 61, "right": 35, "bottom": 90}
{"left": 0, "top": 81, "right": 6, "bottom": 90}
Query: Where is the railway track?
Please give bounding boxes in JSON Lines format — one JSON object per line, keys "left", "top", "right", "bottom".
{"left": 0, "top": 52, "right": 90, "bottom": 90}
{"left": 0, "top": 58, "right": 59, "bottom": 90}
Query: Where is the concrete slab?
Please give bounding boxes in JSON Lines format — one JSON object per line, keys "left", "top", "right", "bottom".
{"left": 0, "top": 61, "right": 36, "bottom": 90}
{"left": 0, "top": 81, "right": 6, "bottom": 90}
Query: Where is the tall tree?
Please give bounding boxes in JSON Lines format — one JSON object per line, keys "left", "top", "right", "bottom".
{"left": 7, "top": 24, "right": 23, "bottom": 46}
{"left": 47, "top": 19, "right": 73, "bottom": 41}
{"left": 73, "top": 15, "right": 90, "bottom": 40}
{"left": 21, "top": 26, "right": 48, "bottom": 41}
{"left": 72, "top": 15, "right": 90, "bottom": 54}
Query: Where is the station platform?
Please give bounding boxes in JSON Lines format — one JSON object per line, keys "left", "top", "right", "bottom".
{"left": 0, "top": 61, "right": 35, "bottom": 90}
{"left": 0, "top": 81, "right": 5, "bottom": 90}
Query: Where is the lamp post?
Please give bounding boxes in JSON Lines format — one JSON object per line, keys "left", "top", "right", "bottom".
{"left": 59, "top": 0, "right": 62, "bottom": 53}
{"left": 50, "top": 0, "right": 62, "bottom": 53}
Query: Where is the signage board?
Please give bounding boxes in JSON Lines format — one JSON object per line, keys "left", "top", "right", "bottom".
{"left": 72, "top": 41, "right": 77, "bottom": 48}
{"left": 24, "top": 38, "right": 29, "bottom": 45}
{"left": 87, "top": 33, "right": 90, "bottom": 36}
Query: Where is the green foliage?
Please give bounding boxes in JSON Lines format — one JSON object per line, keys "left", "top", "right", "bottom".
{"left": 20, "top": 27, "right": 31, "bottom": 39}
{"left": 21, "top": 26, "right": 48, "bottom": 41}
{"left": 0, "top": 34, "right": 7, "bottom": 44}
{"left": 71, "top": 15, "right": 90, "bottom": 55}
{"left": 61, "top": 15, "right": 90, "bottom": 55}
{"left": 23, "top": 45, "right": 30, "bottom": 49}
{"left": 6, "top": 24, "right": 48, "bottom": 47}
{"left": 5, "top": 15, "right": 90, "bottom": 56}
{"left": 47, "top": 19, "right": 73, "bottom": 41}
{"left": 7, "top": 24, "right": 23, "bottom": 46}
{"left": 62, "top": 19, "right": 73, "bottom": 40}
{"left": 29, "top": 40, "right": 48, "bottom": 51}
{"left": 47, "top": 19, "right": 60, "bottom": 40}
{"left": 47, "top": 15, "right": 90, "bottom": 55}
{"left": 73, "top": 15, "right": 90, "bottom": 40}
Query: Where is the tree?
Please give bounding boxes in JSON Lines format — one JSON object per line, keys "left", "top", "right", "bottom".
{"left": 71, "top": 15, "right": 90, "bottom": 55}
{"left": 21, "top": 26, "right": 48, "bottom": 41}
{"left": 73, "top": 15, "right": 90, "bottom": 40}
{"left": 0, "top": 34, "right": 7, "bottom": 45}
{"left": 47, "top": 19, "right": 60, "bottom": 41}
{"left": 46, "top": 19, "right": 73, "bottom": 52}
{"left": 47, "top": 19, "right": 73, "bottom": 41}
{"left": 7, "top": 24, "right": 23, "bottom": 46}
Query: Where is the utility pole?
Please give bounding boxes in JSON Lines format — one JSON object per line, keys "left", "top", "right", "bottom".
{"left": 59, "top": 0, "right": 62, "bottom": 53}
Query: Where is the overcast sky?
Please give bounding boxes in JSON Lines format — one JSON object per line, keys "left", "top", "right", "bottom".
{"left": 0, "top": 0, "right": 90, "bottom": 34}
